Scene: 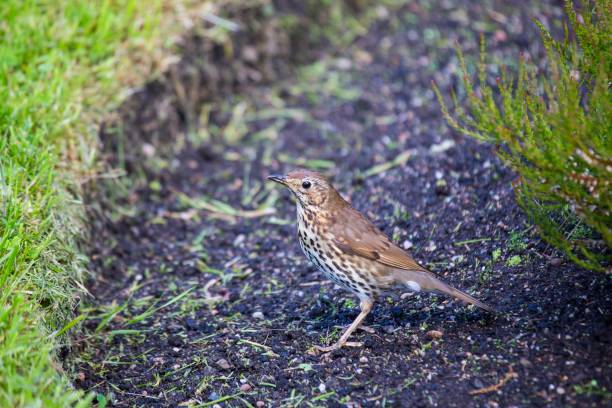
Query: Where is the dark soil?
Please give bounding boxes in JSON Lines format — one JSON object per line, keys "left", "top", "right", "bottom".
{"left": 72, "top": 1, "right": 611, "bottom": 407}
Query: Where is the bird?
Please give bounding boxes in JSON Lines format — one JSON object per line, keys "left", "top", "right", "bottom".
{"left": 267, "top": 169, "right": 495, "bottom": 352}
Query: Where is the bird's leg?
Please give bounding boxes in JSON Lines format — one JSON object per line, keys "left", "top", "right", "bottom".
{"left": 316, "top": 299, "right": 373, "bottom": 352}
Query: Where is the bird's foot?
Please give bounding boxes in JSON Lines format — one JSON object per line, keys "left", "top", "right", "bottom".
{"left": 358, "top": 325, "right": 376, "bottom": 334}
{"left": 315, "top": 341, "right": 363, "bottom": 353}
{"left": 334, "top": 324, "right": 375, "bottom": 334}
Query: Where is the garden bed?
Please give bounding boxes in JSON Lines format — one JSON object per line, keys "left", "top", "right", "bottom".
{"left": 71, "top": 1, "right": 610, "bottom": 406}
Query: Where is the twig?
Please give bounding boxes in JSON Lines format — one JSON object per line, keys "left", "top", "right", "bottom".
{"left": 469, "top": 366, "right": 518, "bottom": 396}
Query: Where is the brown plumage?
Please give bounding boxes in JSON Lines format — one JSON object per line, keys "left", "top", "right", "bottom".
{"left": 268, "top": 169, "right": 494, "bottom": 352}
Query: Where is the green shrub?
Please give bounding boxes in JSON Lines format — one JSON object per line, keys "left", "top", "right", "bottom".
{"left": 434, "top": 0, "right": 611, "bottom": 272}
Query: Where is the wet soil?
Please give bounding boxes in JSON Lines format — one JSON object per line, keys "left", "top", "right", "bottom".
{"left": 72, "top": 1, "right": 610, "bottom": 407}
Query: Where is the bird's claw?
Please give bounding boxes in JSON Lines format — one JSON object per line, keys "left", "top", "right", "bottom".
{"left": 334, "top": 324, "right": 375, "bottom": 334}
{"left": 358, "top": 325, "right": 376, "bottom": 334}
{"left": 315, "top": 341, "right": 363, "bottom": 354}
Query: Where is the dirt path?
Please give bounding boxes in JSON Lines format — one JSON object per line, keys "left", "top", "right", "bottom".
{"left": 73, "top": 1, "right": 610, "bottom": 406}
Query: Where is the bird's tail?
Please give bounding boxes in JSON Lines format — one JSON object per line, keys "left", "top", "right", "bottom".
{"left": 439, "top": 282, "right": 496, "bottom": 313}
{"left": 396, "top": 269, "right": 496, "bottom": 313}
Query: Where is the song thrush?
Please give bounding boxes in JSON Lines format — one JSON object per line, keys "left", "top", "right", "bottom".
{"left": 268, "top": 169, "right": 494, "bottom": 352}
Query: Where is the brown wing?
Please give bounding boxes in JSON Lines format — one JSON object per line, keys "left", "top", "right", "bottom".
{"left": 330, "top": 205, "right": 429, "bottom": 272}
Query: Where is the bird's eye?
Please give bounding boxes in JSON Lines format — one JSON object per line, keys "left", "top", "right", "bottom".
{"left": 302, "top": 180, "right": 311, "bottom": 189}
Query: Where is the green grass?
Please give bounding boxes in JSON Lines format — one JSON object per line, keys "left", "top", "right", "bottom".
{"left": 0, "top": 0, "right": 198, "bottom": 405}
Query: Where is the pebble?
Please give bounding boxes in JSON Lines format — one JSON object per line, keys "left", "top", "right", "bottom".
{"left": 252, "top": 311, "right": 265, "bottom": 319}
{"left": 240, "top": 383, "right": 252, "bottom": 392}
{"left": 216, "top": 358, "right": 231, "bottom": 370}
{"left": 494, "top": 29, "right": 508, "bottom": 42}
{"left": 233, "top": 234, "right": 245, "bottom": 246}
{"left": 142, "top": 143, "right": 155, "bottom": 157}
{"left": 550, "top": 257, "right": 563, "bottom": 266}
{"left": 242, "top": 46, "right": 258, "bottom": 62}
{"left": 256, "top": 401, "right": 265, "bottom": 407}
{"left": 427, "top": 330, "right": 444, "bottom": 339}
{"left": 359, "top": 356, "right": 369, "bottom": 363}
{"left": 335, "top": 57, "right": 352, "bottom": 70}
{"left": 402, "top": 240, "right": 413, "bottom": 249}
{"left": 425, "top": 241, "right": 437, "bottom": 252}
{"left": 429, "top": 139, "right": 455, "bottom": 154}
{"left": 318, "top": 383, "right": 326, "bottom": 393}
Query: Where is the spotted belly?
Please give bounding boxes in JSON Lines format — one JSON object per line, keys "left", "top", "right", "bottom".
{"left": 297, "top": 226, "right": 377, "bottom": 300}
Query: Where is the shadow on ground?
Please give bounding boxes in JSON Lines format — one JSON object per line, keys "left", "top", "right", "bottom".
{"left": 70, "top": 1, "right": 610, "bottom": 406}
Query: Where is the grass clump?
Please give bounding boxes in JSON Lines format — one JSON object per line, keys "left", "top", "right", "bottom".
{"left": 434, "top": 0, "right": 611, "bottom": 272}
{"left": 0, "top": 0, "right": 202, "bottom": 405}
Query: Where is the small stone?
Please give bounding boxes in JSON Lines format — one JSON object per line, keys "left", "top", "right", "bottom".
{"left": 402, "top": 240, "right": 413, "bottom": 249}
{"left": 242, "top": 46, "right": 258, "bottom": 62}
{"left": 240, "top": 383, "right": 252, "bottom": 392}
{"left": 318, "top": 383, "right": 326, "bottom": 393}
{"left": 520, "top": 357, "right": 532, "bottom": 367}
{"left": 411, "top": 96, "right": 424, "bottom": 107}
{"left": 472, "top": 378, "right": 484, "bottom": 389}
{"left": 494, "top": 29, "right": 508, "bottom": 42}
{"left": 427, "top": 330, "right": 443, "bottom": 339}
{"left": 142, "top": 143, "right": 155, "bottom": 157}
{"left": 429, "top": 139, "right": 455, "bottom": 154}
{"left": 550, "top": 257, "right": 563, "bottom": 266}
{"left": 256, "top": 401, "right": 265, "bottom": 407}
{"left": 252, "top": 311, "right": 264, "bottom": 319}
{"left": 216, "top": 358, "right": 231, "bottom": 370}
{"left": 335, "top": 58, "right": 352, "bottom": 70}
{"left": 556, "top": 386, "right": 565, "bottom": 395}
{"left": 354, "top": 49, "right": 373, "bottom": 65}
{"left": 359, "top": 356, "right": 369, "bottom": 363}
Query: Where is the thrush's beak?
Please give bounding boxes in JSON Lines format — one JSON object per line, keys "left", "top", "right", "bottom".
{"left": 267, "top": 174, "right": 287, "bottom": 185}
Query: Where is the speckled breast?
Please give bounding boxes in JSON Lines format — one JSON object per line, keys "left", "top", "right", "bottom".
{"left": 296, "top": 205, "right": 376, "bottom": 300}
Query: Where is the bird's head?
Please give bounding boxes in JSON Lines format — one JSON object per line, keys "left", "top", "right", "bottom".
{"left": 267, "top": 169, "right": 337, "bottom": 209}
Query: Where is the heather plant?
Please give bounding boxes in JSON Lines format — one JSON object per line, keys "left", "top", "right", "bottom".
{"left": 434, "top": 0, "right": 611, "bottom": 272}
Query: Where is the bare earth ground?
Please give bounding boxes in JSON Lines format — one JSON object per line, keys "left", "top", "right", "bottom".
{"left": 71, "top": 1, "right": 610, "bottom": 407}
